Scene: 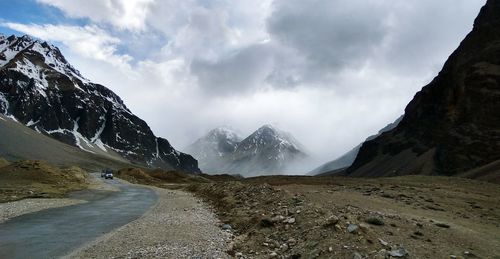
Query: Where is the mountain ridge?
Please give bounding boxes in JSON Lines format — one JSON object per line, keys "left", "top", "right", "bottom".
{"left": 0, "top": 33, "right": 200, "bottom": 173}
{"left": 187, "top": 125, "right": 307, "bottom": 176}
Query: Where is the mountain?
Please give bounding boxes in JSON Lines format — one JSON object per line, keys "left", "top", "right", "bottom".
{"left": 347, "top": 0, "right": 500, "bottom": 181}
{"left": 310, "top": 116, "right": 402, "bottom": 175}
{"left": 0, "top": 114, "right": 132, "bottom": 171}
{"left": 185, "top": 127, "right": 242, "bottom": 173}
{"left": 0, "top": 34, "right": 200, "bottom": 173}
{"left": 187, "top": 125, "right": 307, "bottom": 176}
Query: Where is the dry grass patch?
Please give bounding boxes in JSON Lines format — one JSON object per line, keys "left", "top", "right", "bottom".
{"left": 0, "top": 159, "right": 89, "bottom": 203}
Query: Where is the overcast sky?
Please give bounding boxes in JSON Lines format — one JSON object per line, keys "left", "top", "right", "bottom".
{"left": 0, "top": 0, "right": 486, "bottom": 166}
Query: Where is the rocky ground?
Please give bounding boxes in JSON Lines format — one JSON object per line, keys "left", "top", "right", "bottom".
{"left": 69, "top": 187, "right": 232, "bottom": 259}
{"left": 187, "top": 175, "right": 500, "bottom": 259}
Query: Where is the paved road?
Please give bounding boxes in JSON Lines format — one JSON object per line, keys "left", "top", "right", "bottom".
{"left": 0, "top": 176, "right": 158, "bottom": 259}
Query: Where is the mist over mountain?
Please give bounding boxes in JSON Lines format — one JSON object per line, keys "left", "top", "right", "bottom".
{"left": 185, "top": 127, "right": 242, "bottom": 173}
{"left": 310, "top": 115, "right": 403, "bottom": 175}
{"left": 0, "top": 34, "right": 200, "bottom": 173}
{"left": 187, "top": 125, "right": 308, "bottom": 176}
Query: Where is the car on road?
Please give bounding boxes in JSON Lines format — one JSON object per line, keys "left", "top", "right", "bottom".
{"left": 101, "top": 169, "right": 113, "bottom": 179}
{"left": 104, "top": 172, "right": 113, "bottom": 179}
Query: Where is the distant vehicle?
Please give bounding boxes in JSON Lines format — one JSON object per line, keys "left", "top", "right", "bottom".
{"left": 105, "top": 172, "right": 113, "bottom": 179}
{"left": 101, "top": 169, "right": 113, "bottom": 179}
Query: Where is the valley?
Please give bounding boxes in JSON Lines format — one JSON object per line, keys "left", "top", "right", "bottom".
{"left": 0, "top": 0, "right": 499, "bottom": 258}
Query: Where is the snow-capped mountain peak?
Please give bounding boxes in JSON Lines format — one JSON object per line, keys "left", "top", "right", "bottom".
{"left": 186, "top": 126, "right": 242, "bottom": 160}
{"left": 0, "top": 34, "right": 89, "bottom": 87}
{"left": 206, "top": 126, "right": 241, "bottom": 143}
{"left": 0, "top": 33, "right": 200, "bottom": 173}
{"left": 187, "top": 124, "right": 307, "bottom": 176}
{"left": 238, "top": 124, "right": 302, "bottom": 154}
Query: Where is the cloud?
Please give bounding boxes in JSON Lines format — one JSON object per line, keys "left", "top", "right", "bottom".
{"left": 37, "top": 0, "right": 154, "bottom": 31}
{"left": 191, "top": 44, "right": 275, "bottom": 95}
{"left": 267, "top": 0, "right": 389, "bottom": 73}
{"left": 2, "top": 22, "right": 132, "bottom": 68}
{"left": 0, "top": 0, "right": 487, "bottom": 171}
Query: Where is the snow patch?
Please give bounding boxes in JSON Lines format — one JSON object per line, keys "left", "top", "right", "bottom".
{"left": 90, "top": 116, "right": 107, "bottom": 152}
{"left": 26, "top": 119, "right": 40, "bottom": 127}
{"left": 71, "top": 118, "right": 95, "bottom": 154}
{"left": 155, "top": 138, "right": 160, "bottom": 158}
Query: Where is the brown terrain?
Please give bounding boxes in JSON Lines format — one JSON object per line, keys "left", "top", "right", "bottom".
{"left": 0, "top": 158, "right": 89, "bottom": 202}
{"left": 111, "top": 168, "right": 500, "bottom": 259}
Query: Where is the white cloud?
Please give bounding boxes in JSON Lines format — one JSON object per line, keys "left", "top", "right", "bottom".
{"left": 1, "top": 0, "right": 488, "bottom": 171}
{"left": 2, "top": 23, "right": 132, "bottom": 68}
{"left": 37, "top": 0, "right": 154, "bottom": 31}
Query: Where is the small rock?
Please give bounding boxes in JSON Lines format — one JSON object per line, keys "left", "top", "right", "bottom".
{"left": 464, "top": 251, "right": 474, "bottom": 256}
{"left": 359, "top": 223, "right": 371, "bottom": 232}
{"left": 270, "top": 251, "right": 278, "bottom": 258}
{"left": 235, "top": 252, "right": 243, "bottom": 257}
{"left": 222, "top": 224, "right": 232, "bottom": 230}
{"left": 435, "top": 223, "right": 450, "bottom": 228}
{"left": 335, "top": 224, "right": 342, "bottom": 231}
{"left": 347, "top": 224, "right": 359, "bottom": 234}
{"left": 325, "top": 215, "right": 340, "bottom": 226}
{"left": 378, "top": 238, "right": 388, "bottom": 246}
{"left": 328, "top": 247, "right": 333, "bottom": 252}
{"left": 287, "top": 217, "right": 296, "bottom": 224}
{"left": 389, "top": 247, "right": 408, "bottom": 257}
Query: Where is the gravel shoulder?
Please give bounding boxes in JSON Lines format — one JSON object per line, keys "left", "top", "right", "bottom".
{"left": 69, "top": 186, "right": 232, "bottom": 259}
{"left": 0, "top": 198, "right": 87, "bottom": 224}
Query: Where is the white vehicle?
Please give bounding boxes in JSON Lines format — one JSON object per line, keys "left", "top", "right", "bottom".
{"left": 101, "top": 169, "right": 113, "bottom": 179}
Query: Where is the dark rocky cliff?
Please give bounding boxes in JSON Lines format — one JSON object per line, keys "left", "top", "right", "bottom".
{"left": 348, "top": 0, "right": 500, "bottom": 178}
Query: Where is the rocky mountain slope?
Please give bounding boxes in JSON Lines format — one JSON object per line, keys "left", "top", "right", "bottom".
{"left": 0, "top": 113, "right": 133, "bottom": 171}
{"left": 311, "top": 116, "right": 402, "bottom": 175}
{"left": 187, "top": 125, "right": 307, "bottom": 176}
{"left": 347, "top": 0, "right": 500, "bottom": 179}
{"left": 185, "top": 127, "right": 242, "bottom": 173}
{"left": 0, "top": 34, "right": 200, "bottom": 173}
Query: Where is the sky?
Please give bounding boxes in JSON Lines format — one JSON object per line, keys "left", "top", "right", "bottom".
{"left": 0, "top": 0, "right": 486, "bottom": 168}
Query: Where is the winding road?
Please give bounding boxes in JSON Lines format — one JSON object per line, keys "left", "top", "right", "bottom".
{"left": 0, "top": 175, "right": 158, "bottom": 259}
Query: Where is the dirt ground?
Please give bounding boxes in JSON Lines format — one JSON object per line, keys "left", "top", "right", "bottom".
{"left": 101, "top": 167, "right": 500, "bottom": 258}
{"left": 187, "top": 175, "right": 500, "bottom": 259}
